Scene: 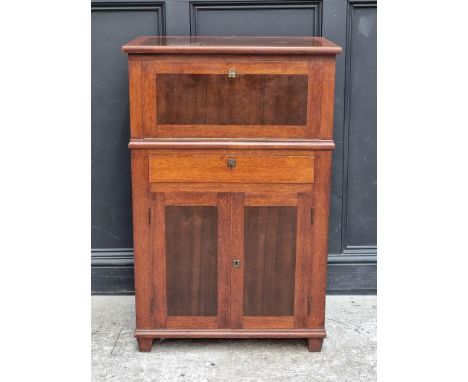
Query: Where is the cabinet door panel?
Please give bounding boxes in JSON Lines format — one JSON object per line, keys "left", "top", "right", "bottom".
{"left": 150, "top": 192, "right": 230, "bottom": 329}
{"left": 243, "top": 206, "right": 297, "bottom": 316}
{"left": 165, "top": 206, "right": 218, "bottom": 316}
{"left": 230, "top": 191, "right": 313, "bottom": 329}
{"left": 149, "top": 189, "right": 313, "bottom": 330}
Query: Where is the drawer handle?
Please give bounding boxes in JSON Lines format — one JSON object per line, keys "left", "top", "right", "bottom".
{"left": 227, "top": 158, "right": 236, "bottom": 169}
{"left": 228, "top": 69, "right": 237, "bottom": 78}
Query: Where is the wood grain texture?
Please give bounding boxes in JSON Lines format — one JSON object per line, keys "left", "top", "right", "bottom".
{"left": 157, "top": 74, "right": 207, "bottom": 125}
{"left": 157, "top": 189, "right": 300, "bottom": 206}
{"left": 141, "top": 61, "right": 156, "bottom": 137}
{"left": 308, "top": 152, "right": 333, "bottom": 328}
{"left": 165, "top": 206, "right": 218, "bottom": 316}
{"left": 122, "top": 36, "right": 342, "bottom": 55}
{"left": 125, "top": 37, "right": 340, "bottom": 351}
{"left": 229, "top": 193, "right": 245, "bottom": 329}
{"left": 149, "top": 155, "right": 314, "bottom": 184}
{"left": 150, "top": 183, "right": 313, "bottom": 195}
{"left": 131, "top": 150, "right": 152, "bottom": 329}
{"left": 137, "top": 338, "right": 153, "bottom": 352}
{"left": 166, "top": 316, "right": 218, "bottom": 329}
{"left": 129, "top": 54, "right": 337, "bottom": 62}
{"left": 153, "top": 61, "right": 308, "bottom": 74}
{"left": 135, "top": 328, "right": 327, "bottom": 339}
{"left": 150, "top": 192, "right": 167, "bottom": 328}
{"left": 129, "top": 57, "right": 337, "bottom": 139}
{"left": 128, "top": 60, "right": 142, "bottom": 138}
{"left": 242, "top": 316, "right": 294, "bottom": 329}
{"left": 155, "top": 125, "right": 307, "bottom": 139}
{"left": 217, "top": 193, "right": 231, "bottom": 329}
{"left": 319, "top": 60, "right": 337, "bottom": 139}
{"left": 243, "top": 207, "right": 297, "bottom": 316}
{"left": 262, "top": 75, "right": 308, "bottom": 125}
{"left": 129, "top": 139, "right": 335, "bottom": 150}
{"left": 156, "top": 74, "right": 307, "bottom": 126}
{"left": 294, "top": 193, "right": 313, "bottom": 328}
{"left": 306, "top": 61, "right": 323, "bottom": 138}
{"left": 164, "top": 192, "right": 218, "bottom": 206}
{"left": 307, "top": 338, "right": 323, "bottom": 352}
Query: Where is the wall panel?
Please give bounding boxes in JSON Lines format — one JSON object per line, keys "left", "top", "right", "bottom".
{"left": 190, "top": 1, "right": 322, "bottom": 36}
{"left": 91, "top": 2, "right": 165, "bottom": 248}
{"left": 342, "top": 0, "right": 377, "bottom": 251}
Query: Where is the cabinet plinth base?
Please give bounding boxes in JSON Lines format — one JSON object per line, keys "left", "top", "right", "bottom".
{"left": 135, "top": 328, "right": 326, "bottom": 352}
{"left": 137, "top": 338, "right": 153, "bottom": 352}
{"left": 307, "top": 338, "right": 323, "bottom": 352}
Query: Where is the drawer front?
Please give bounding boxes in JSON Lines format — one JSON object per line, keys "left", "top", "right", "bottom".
{"left": 136, "top": 59, "right": 326, "bottom": 139}
{"left": 149, "top": 155, "right": 314, "bottom": 184}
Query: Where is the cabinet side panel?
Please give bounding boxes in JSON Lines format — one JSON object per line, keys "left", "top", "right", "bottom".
{"left": 294, "top": 192, "right": 313, "bottom": 328}
{"left": 319, "top": 61, "right": 337, "bottom": 139}
{"left": 128, "top": 59, "right": 143, "bottom": 138}
{"left": 306, "top": 61, "right": 323, "bottom": 138}
{"left": 309, "top": 151, "right": 332, "bottom": 327}
{"left": 141, "top": 61, "right": 156, "bottom": 137}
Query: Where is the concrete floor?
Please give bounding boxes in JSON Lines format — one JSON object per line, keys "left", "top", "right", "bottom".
{"left": 92, "top": 296, "right": 376, "bottom": 381}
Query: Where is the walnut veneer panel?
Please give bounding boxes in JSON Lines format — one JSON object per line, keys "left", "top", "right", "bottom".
{"left": 165, "top": 206, "right": 218, "bottom": 316}
{"left": 243, "top": 207, "right": 297, "bottom": 316}
{"left": 156, "top": 74, "right": 308, "bottom": 126}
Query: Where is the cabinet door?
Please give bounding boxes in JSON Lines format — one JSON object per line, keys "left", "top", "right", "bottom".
{"left": 140, "top": 60, "right": 322, "bottom": 138}
{"left": 230, "top": 191, "right": 314, "bottom": 329}
{"left": 149, "top": 192, "right": 231, "bottom": 329}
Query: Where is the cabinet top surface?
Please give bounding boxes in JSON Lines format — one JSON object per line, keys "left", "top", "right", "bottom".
{"left": 122, "top": 36, "right": 341, "bottom": 55}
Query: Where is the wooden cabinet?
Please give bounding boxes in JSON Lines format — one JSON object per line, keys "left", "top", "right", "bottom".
{"left": 123, "top": 36, "right": 341, "bottom": 352}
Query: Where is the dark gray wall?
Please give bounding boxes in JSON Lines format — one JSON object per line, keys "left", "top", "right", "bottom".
{"left": 91, "top": 0, "right": 377, "bottom": 294}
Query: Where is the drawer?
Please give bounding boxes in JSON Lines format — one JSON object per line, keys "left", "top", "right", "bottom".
{"left": 149, "top": 155, "right": 314, "bottom": 184}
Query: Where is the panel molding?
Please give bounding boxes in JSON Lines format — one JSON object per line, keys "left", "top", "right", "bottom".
{"left": 92, "top": 248, "right": 134, "bottom": 266}
{"left": 91, "top": 1, "right": 166, "bottom": 36}
{"left": 190, "top": 1, "right": 323, "bottom": 36}
{"left": 340, "top": 0, "right": 377, "bottom": 252}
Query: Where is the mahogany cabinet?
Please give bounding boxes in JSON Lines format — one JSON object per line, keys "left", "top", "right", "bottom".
{"left": 122, "top": 36, "right": 341, "bottom": 352}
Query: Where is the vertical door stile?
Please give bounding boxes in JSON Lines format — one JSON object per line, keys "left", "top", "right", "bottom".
{"left": 151, "top": 192, "right": 167, "bottom": 328}
{"left": 230, "top": 193, "right": 245, "bottom": 329}
{"left": 217, "top": 193, "right": 231, "bottom": 328}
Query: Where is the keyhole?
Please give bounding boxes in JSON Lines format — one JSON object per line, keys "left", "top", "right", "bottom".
{"left": 227, "top": 159, "right": 236, "bottom": 169}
